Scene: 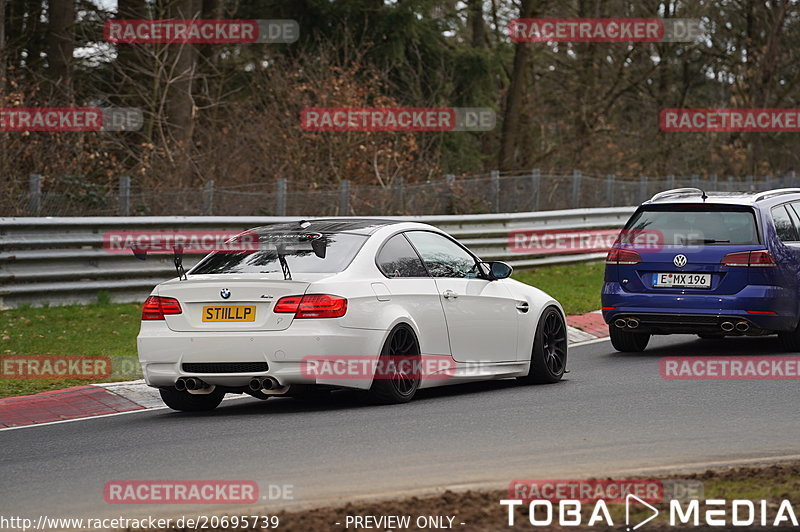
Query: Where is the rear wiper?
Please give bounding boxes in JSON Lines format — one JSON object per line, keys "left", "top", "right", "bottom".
{"left": 685, "top": 238, "right": 730, "bottom": 244}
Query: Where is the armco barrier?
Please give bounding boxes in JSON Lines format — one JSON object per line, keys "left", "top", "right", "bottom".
{"left": 0, "top": 207, "right": 635, "bottom": 307}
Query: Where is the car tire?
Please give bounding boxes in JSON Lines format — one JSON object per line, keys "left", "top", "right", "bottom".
{"left": 609, "top": 326, "right": 650, "bottom": 352}
{"left": 518, "top": 306, "right": 567, "bottom": 384}
{"left": 159, "top": 387, "right": 225, "bottom": 412}
{"left": 778, "top": 326, "right": 800, "bottom": 352}
{"left": 366, "top": 324, "right": 420, "bottom": 404}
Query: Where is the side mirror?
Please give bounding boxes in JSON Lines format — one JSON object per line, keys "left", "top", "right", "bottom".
{"left": 484, "top": 261, "right": 513, "bottom": 280}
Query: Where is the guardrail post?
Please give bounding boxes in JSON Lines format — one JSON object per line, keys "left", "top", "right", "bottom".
{"left": 28, "top": 174, "right": 42, "bottom": 215}
{"left": 491, "top": 170, "right": 500, "bottom": 212}
{"left": 339, "top": 179, "right": 351, "bottom": 216}
{"left": 445, "top": 174, "right": 455, "bottom": 214}
{"left": 118, "top": 175, "right": 131, "bottom": 216}
{"left": 530, "top": 169, "right": 541, "bottom": 211}
{"left": 726, "top": 176, "right": 734, "bottom": 191}
{"left": 572, "top": 170, "right": 581, "bottom": 208}
{"left": 667, "top": 174, "right": 675, "bottom": 190}
{"left": 746, "top": 175, "right": 753, "bottom": 190}
{"left": 605, "top": 174, "right": 615, "bottom": 207}
{"left": 393, "top": 177, "right": 404, "bottom": 214}
{"left": 275, "top": 178, "right": 287, "bottom": 216}
{"left": 639, "top": 176, "right": 648, "bottom": 204}
{"left": 710, "top": 173, "right": 718, "bottom": 191}
{"left": 691, "top": 174, "right": 700, "bottom": 189}
{"left": 203, "top": 180, "right": 215, "bottom": 216}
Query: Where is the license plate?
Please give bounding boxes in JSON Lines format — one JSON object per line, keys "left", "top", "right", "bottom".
{"left": 652, "top": 273, "right": 711, "bottom": 288}
{"left": 202, "top": 305, "right": 256, "bottom": 322}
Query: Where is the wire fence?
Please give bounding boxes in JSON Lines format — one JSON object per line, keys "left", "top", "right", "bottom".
{"left": 6, "top": 170, "right": 800, "bottom": 217}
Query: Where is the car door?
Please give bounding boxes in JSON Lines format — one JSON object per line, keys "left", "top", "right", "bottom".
{"left": 374, "top": 233, "right": 450, "bottom": 357}
{"left": 404, "top": 231, "right": 518, "bottom": 363}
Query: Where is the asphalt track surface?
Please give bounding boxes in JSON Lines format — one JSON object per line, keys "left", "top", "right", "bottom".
{"left": 2, "top": 334, "right": 799, "bottom": 523}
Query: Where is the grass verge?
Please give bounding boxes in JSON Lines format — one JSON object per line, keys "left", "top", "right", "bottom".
{"left": 513, "top": 260, "right": 605, "bottom": 315}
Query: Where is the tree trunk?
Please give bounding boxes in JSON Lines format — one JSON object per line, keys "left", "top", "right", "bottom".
{"left": 46, "top": 0, "right": 74, "bottom": 103}
{"left": 499, "top": 0, "right": 536, "bottom": 170}
{"left": 165, "top": 0, "right": 200, "bottom": 147}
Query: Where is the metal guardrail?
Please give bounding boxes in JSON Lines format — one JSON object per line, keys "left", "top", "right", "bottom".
{"left": 0, "top": 207, "right": 636, "bottom": 307}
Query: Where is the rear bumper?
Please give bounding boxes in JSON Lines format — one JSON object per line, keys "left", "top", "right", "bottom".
{"left": 601, "top": 282, "right": 797, "bottom": 333}
{"left": 137, "top": 320, "right": 388, "bottom": 390}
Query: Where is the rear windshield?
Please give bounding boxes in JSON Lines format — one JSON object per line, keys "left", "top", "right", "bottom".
{"left": 626, "top": 205, "right": 759, "bottom": 245}
{"left": 191, "top": 231, "right": 368, "bottom": 274}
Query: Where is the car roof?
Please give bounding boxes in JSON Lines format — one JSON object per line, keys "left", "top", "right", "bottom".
{"left": 643, "top": 188, "right": 800, "bottom": 207}
{"left": 250, "top": 218, "right": 401, "bottom": 236}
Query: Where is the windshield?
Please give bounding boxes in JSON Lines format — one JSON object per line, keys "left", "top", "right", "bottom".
{"left": 190, "top": 231, "right": 367, "bottom": 275}
{"left": 626, "top": 205, "right": 759, "bottom": 245}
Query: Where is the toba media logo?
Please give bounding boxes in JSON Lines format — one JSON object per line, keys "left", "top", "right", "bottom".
{"left": 502, "top": 479, "right": 797, "bottom": 529}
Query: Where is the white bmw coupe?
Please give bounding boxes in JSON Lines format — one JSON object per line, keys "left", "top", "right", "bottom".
{"left": 137, "top": 219, "right": 568, "bottom": 411}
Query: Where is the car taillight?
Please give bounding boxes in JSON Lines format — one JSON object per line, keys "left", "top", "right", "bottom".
{"left": 141, "top": 296, "right": 182, "bottom": 320}
{"left": 273, "top": 294, "right": 347, "bottom": 318}
{"left": 721, "top": 250, "right": 776, "bottom": 267}
{"left": 606, "top": 248, "right": 642, "bottom": 265}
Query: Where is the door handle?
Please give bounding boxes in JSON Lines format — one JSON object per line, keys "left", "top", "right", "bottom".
{"left": 442, "top": 289, "right": 458, "bottom": 299}
{"left": 516, "top": 301, "right": 529, "bottom": 313}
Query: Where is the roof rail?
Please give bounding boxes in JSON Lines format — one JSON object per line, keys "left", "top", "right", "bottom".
{"left": 753, "top": 188, "right": 800, "bottom": 202}
{"left": 649, "top": 188, "right": 707, "bottom": 202}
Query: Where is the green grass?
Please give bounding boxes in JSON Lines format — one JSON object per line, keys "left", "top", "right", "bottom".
{"left": 0, "top": 302, "right": 142, "bottom": 398}
{"left": 0, "top": 262, "right": 606, "bottom": 399}
{"left": 513, "top": 261, "right": 605, "bottom": 315}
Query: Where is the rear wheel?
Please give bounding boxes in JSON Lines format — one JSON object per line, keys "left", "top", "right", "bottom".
{"left": 778, "top": 326, "right": 800, "bottom": 352}
{"left": 519, "top": 306, "right": 567, "bottom": 384}
{"left": 160, "top": 387, "right": 224, "bottom": 412}
{"left": 366, "top": 324, "right": 420, "bottom": 404}
{"left": 609, "top": 326, "right": 650, "bottom": 352}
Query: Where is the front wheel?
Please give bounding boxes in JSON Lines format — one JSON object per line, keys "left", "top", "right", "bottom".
{"left": 519, "top": 306, "right": 567, "bottom": 384}
{"left": 609, "top": 326, "right": 650, "bottom": 352}
{"left": 778, "top": 325, "right": 800, "bottom": 352}
{"left": 160, "top": 387, "right": 224, "bottom": 412}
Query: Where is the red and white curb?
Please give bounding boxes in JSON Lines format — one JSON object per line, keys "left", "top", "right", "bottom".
{"left": 1, "top": 311, "right": 610, "bottom": 430}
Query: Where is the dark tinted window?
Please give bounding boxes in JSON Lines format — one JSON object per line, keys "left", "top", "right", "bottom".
{"left": 191, "top": 231, "right": 366, "bottom": 275}
{"left": 376, "top": 234, "right": 428, "bottom": 278}
{"left": 626, "top": 206, "right": 759, "bottom": 245}
{"left": 405, "top": 231, "right": 479, "bottom": 278}
{"left": 772, "top": 205, "right": 799, "bottom": 242}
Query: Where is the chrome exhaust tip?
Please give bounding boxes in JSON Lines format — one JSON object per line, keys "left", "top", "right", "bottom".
{"left": 261, "top": 377, "right": 277, "bottom": 391}
{"left": 735, "top": 321, "right": 750, "bottom": 332}
{"left": 614, "top": 319, "right": 628, "bottom": 329}
{"left": 720, "top": 321, "right": 735, "bottom": 332}
{"left": 174, "top": 377, "right": 187, "bottom": 391}
{"left": 249, "top": 377, "right": 265, "bottom": 391}
{"left": 184, "top": 377, "right": 206, "bottom": 391}
{"left": 627, "top": 318, "right": 640, "bottom": 329}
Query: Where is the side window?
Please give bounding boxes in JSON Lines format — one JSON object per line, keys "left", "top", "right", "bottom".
{"left": 771, "top": 205, "right": 799, "bottom": 242}
{"left": 376, "top": 234, "right": 428, "bottom": 278}
{"left": 405, "top": 231, "right": 480, "bottom": 279}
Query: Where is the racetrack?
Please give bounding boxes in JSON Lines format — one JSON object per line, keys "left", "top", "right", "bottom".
{"left": 2, "top": 334, "right": 799, "bottom": 523}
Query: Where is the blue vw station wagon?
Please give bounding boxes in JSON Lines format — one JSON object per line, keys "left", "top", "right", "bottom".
{"left": 602, "top": 187, "right": 800, "bottom": 352}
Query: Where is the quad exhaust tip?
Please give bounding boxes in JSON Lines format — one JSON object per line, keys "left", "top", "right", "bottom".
{"left": 614, "top": 318, "right": 640, "bottom": 329}
{"left": 626, "top": 318, "right": 640, "bottom": 329}
{"left": 720, "top": 321, "right": 735, "bottom": 332}
{"left": 249, "top": 376, "right": 279, "bottom": 392}
{"left": 614, "top": 318, "right": 627, "bottom": 329}
{"left": 175, "top": 377, "right": 209, "bottom": 391}
{"left": 735, "top": 321, "right": 750, "bottom": 332}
